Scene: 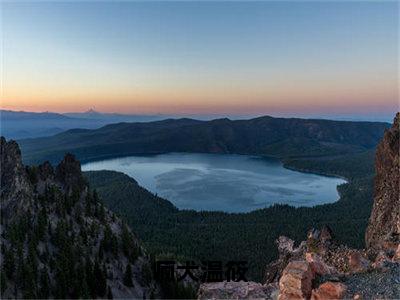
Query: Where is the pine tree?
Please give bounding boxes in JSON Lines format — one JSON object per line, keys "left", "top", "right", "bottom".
{"left": 85, "top": 192, "right": 92, "bottom": 216}
{"left": 120, "top": 224, "right": 132, "bottom": 256}
{"left": 36, "top": 206, "right": 48, "bottom": 241}
{"left": 38, "top": 267, "right": 50, "bottom": 299}
{"left": 93, "top": 190, "right": 99, "bottom": 203}
{"left": 1, "top": 269, "right": 7, "bottom": 295}
{"left": 85, "top": 257, "right": 96, "bottom": 298}
{"left": 3, "top": 247, "right": 15, "bottom": 279}
{"left": 98, "top": 242, "right": 104, "bottom": 260}
{"left": 123, "top": 264, "right": 133, "bottom": 287}
{"left": 107, "top": 286, "right": 113, "bottom": 299}
{"left": 93, "top": 260, "right": 107, "bottom": 297}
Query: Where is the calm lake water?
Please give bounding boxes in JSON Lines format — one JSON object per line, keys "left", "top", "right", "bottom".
{"left": 82, "top": 153, "right": 346, "bottom": 213}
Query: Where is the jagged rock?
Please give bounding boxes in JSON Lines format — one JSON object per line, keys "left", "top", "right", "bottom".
{"left": 36, "top": 161, "right": 55, "bottom": 193}
{"left": 365, "top": 113, "right": 400, "bottom": 251}
{"left": 264, "top": 237, "right": 306, "bottom": 283}
{"left": 277, "top": 236, "right": 295, "bottom": 253}
{"left": 278, "top": 260, "right": 313, "bottom": 300}
{"left": 55, "top": 153, "right": 86, "bottom": 194}
{"left": 265, "top": 259, "right": 287, "bottom": 284}
{"left": 348, "top": 252, "right": 370, "bottom": 273}
{"left": 38, "top": 161, "right": 54, "bottom": 181}
{"left": 372, "top": 251, "right": 391, "bottom": 270}
{"left": 305, "top": 252, "right": 337, "bottom": 276}
{"left": 306, "top": 226, "right": 335, "bottom": 256}
{"left": 310, "top": 282, "right": 347, "bottom": 300}
{"left": 0, "top": 137, "right": 32, "bottom": 197}
{"left": 197, "top": 281, "right": 278, "bottom": 300}
{"left": 320, "top": 225, "right": 333, "bottom": 244}
{"left": 307, "top": 228, "right": 320, "bottom": 241}
{"left": 393, "top": 244, "right": 400, "bottom": 262}
{"left": 0, "top": 137, "right": 33, "bottom": 219}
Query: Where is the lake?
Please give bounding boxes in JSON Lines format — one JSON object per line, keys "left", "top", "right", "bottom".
{"left": 82, "top": 153, "right": 346, "bottom": 213}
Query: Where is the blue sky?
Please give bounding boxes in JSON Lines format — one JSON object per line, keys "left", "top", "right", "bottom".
{"left": 2, "top": 1, "right": 398, "bottom": 120}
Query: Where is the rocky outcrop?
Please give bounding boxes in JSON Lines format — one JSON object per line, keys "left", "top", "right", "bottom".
{"left": 55, "top": 153, "right": 87, "bottom": 194}
{"left": 278, "top": 260, "right": 313, "bottom": 300}
{"left": 311, "top": 282, "right": 346, "bottom": 300}
{"left": 0, "top": 137, "right": 33, "bottom": 219}
{"left": 0, "top": 137, "right": 159, "bottom": 299}
{"left": 366, "top": 113, "right": 400, "bottom": 251}
{"left": 0, "top": 138, "right": 31, "bottom": 196}
{"left": 305, "top": 253, "right": 337, "bottom": 276}
{"left": 264, "top": 236, "right": 306, "bottom": 283}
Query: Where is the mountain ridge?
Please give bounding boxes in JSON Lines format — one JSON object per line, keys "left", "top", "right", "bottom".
{"left": 19, "top": 115, "right": 390, "bottom": 165}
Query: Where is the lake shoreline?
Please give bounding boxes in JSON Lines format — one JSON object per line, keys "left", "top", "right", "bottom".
{"left": 78, "top": 150, "right": 349, "bottom": 182}
{"left": 82, "top": 152, "right": 346, "bottom": 213}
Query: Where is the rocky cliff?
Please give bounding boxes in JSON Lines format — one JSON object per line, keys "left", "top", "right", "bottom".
{"left": 198, "top": 113, "right": 400, "bottom": 300}
{"left": 0, "top": 137, "right": 158, "bottom": 299}
{"left": 365, "top": 112, "right": 400, "bottom": 251}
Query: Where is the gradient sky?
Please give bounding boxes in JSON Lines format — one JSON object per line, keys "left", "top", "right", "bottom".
{"left": 1, "top": 1, "right": 398, "bottom": 117}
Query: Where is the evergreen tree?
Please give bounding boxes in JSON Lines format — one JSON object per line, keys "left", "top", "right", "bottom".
{"left": 98, "top": 242, "right": 104, "bottom": 260}
{"left": 54, "top": 261, "right": 68, "bottom": 299}
{"left": 38, "top": 267, "right": 50, "bottom": 299}
{"left": 22, "top": 259, "right": 37, "bottom": 299}
{"left": 123, "top": 264, "right": 133, "bottom": 287}
{"left": 1, "top": 269, "right": 7, "bottom": 295}
{"left": 27, "top": 235, "right": 38, "bottom": 283}
{"left": 120, "top": 224, "right": 132, "bottom": 256}
{"left": 85, "top": 192, "right": 93, "bottom": 216}
{"left": 3, "top": 247, "right": 15, "bottom": 279}
{"left": 36, "top": 206, "right": 48, "bottom": 241}
{"left": 85, "top": 257, "right": 96, "bottom": 298}
{"left": 16, "top": 244, "right": 24, "bottom": 289}
{"left": 93, "top": 190, "right": 99, "bottom": 203}
{"left": 107, "top": 286, "right": 113, "bottom": 299}
{"left": 93, "top": 260, "right": 107, "bottom": 297}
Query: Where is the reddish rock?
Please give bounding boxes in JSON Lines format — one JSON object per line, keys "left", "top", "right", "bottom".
{"left": 372, "top": 251, "right": 390, "bottom": 269}
{"left": 278, "top": 260, "right": 314, "bottom": 300}
{"left": 365, "top": 113, "right": 400, "bottom": 250}
{"left": 311, "top": 282, "right": 347, "bottom": 300}
{"left": 305, "top": 252, "right": 336, "bottom": 276}
{"left": 393, "top": 244, "right": 400, "bottom": 262}
{"left": 348, "top": 252, "right": 370, "bottom": 273}
{"left": 264, "top": 237, "right": 306, "bottom": 284}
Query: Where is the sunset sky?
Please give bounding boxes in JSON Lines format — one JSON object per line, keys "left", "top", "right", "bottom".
{"left": 1, "top": 1, "right": 398, "bottom": 118}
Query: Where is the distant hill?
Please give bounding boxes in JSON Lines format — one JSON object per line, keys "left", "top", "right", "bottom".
{"left": 19, "top": 115, "right": 390, "bottom": 165}
{"left": 64, "top": 109, "right": 164, "bottom": 122}
{"left": 1, "top": 110, "right": 71, "bottom": 121}
{"left": 1, "top": 110, "right": 105, "bottom": 139}
{"left": 0, "top": 109, "right": 164, "bottom": 140}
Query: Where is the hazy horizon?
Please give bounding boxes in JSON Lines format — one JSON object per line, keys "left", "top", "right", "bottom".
{"left": 1, "top": 107, "right": 396, "bottom": 123}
